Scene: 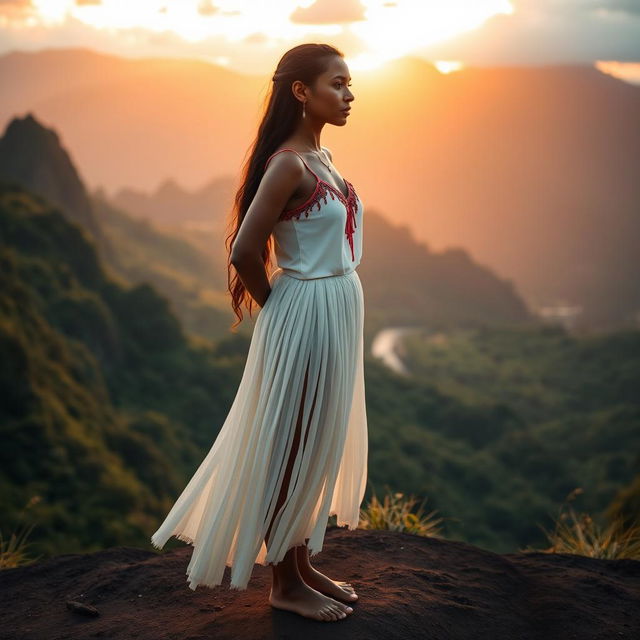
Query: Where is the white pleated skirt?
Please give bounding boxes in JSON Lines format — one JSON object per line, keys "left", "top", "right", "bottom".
{"left": 150, "top": 267, "right": 368, "bottom": 591}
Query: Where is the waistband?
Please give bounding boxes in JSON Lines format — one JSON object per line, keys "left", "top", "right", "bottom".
{"left": 275, "top": 268, "right": 357, "bottom": 281}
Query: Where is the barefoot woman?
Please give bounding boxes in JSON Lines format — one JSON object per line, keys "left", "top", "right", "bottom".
{"left": 151, "top": 43, "right": 368, "bottom": 623}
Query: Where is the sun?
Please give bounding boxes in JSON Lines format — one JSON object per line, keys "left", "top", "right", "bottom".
{"left": 348, "top": 0, "right": 513, "bottom": 69}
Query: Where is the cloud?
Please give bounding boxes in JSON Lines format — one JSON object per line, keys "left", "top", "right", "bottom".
{"left": 0, "top": 0, "right": 638, "bottom": 71}
{"left": 197, "top": 1, "right": 219, "bottom": 17}
{"left": 514, "top": 0, "right": 640, "bottom": 17}
{"left": 0, "top": 0, "right": 32, "bottom": 11}
{"left": 595, "top": 59, "right": 640, "bottom": 83}
{"left": 418, "top": 0, "right": 640, "bottom": 64}
{"left": 600, "top": 0, "right": 640, "bottom": 16}
{"left": 0, "top": 0, "right": 34, "bottom": 24}
{"left": 243, "top": 31, "right": 268, "bottom": 45}
{"left": 290, "top": 0, "right": 366, "bottom": 25}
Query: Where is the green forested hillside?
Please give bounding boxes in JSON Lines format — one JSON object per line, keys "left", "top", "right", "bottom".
{"left": 0, "top": 182, "right": 247, "bottom": 554}
{"left": 363, "top": 326, "right": 640, "bottom": 550}
{"left": 91, "top": 191, "right": 238, "bottom": 341}
{"left": 0, "top": 113, "right": 248, "bottom": 343}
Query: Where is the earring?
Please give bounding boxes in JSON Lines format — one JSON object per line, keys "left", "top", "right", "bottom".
{"left": 302, "top": 101, "right": 306, "bottom": 119}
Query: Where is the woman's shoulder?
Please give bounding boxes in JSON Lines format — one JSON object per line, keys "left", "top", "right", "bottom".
{"left": 266, "top": 144, "right": 332, "bottom": 162}
{"left": 264, "top": 147, "right": 305, "bottom": 172}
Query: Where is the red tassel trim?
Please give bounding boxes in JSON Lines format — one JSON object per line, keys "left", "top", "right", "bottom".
{"left": 280, "top": 179, "right": 360, "bottom": 262}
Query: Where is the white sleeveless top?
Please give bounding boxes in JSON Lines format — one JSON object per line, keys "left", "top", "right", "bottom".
{"left": 264, "top": 148, "right": 364, "bottom": 280}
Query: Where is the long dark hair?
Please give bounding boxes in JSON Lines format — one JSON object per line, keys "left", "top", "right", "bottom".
{"left": 224, "top": 43, "right": 344, "bottom": 330}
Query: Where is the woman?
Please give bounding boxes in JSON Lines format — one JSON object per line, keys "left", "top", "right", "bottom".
{"left": 151, "top": 43, "right": 368, "bottom": 623}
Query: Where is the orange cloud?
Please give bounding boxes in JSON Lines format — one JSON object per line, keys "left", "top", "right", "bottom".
{"left": 197, "top": 1, "right": 219, "bottom": 17}
{"left": 0, "top": 0, "right": 35, "bottom": 25}
{"left": 290, "top": 0, "right": 366, "bottom": 25}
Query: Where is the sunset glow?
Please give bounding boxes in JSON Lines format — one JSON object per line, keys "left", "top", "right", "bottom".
{"left": 594, "top": 60, "right": 640, "bottom": 86}
{"left": 434, "top": 60, "right": 464, "bottom": 74}
{"left": 4, "top": 0, "right": 514, "bottom": 68}
{"left": 349, "top": 0, "right": 513, "bottom": 63}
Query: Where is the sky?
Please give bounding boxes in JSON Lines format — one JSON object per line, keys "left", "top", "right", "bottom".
{"left": 1, "top": 0, "right": 639, "bottom": 82}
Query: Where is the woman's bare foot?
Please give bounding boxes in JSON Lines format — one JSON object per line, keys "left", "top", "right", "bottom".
{"left": 298, "top": 565, "right": 359, "bottom": 603}
{"left": 295, "top": 545, "right": 358, "bottom": 603}
{"left": 269, "top": 581, "right": 353, "bottom": 621}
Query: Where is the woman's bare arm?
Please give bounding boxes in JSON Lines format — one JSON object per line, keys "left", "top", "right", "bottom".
{"left": 230, "top": 152, "right": 303, "bottom": 307}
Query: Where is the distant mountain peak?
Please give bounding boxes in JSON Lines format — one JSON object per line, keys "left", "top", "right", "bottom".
{"left": 0, "top": 112, "right": 103, "bottom": 243}
{"left": 2, "top": 111, "right": 62, "bottom": 150}
{"left": 155, "top": 177, "right": 186, "bottom": 198}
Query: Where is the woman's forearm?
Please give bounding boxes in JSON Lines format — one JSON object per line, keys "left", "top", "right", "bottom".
{"left": 231, "top": 253, "right": 272, "bottom": 308}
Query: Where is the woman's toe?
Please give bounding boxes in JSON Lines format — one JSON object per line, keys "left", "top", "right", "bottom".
{"left": 319, "top": 606, "right": 332, "bottom": 621}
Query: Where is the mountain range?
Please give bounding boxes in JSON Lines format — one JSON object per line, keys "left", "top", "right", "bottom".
{"left": 1, "top": 47, "right": 638, "bottom": 328}
{"left": 0, "top": 112, "right": 532, "bottom": 342}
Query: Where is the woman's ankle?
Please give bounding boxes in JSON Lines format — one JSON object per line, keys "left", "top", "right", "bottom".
{"left": 271, "top": 572, "right": 307, "bottom": 594}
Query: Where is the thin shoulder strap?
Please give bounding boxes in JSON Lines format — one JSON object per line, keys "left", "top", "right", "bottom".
{"left": 263, "top": 147, "right": 319, "bottom": 179}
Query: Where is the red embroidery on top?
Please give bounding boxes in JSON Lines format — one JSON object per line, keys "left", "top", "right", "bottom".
{"left": 263, "top": 148, "right": 361, "bottom": 261}
{"left": 279, "top": 180, "right": 331, "bottom": 221}
{"left": 342, "top": 180, "right": 359, "bottom": 262}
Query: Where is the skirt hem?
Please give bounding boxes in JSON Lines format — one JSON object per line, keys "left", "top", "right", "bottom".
{"left": 151, "top": 512, "right": 363, "bottom": 592}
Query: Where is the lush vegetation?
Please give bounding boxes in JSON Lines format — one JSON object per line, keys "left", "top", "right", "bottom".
{"left": 361, "top": 325, "right": 640, "bottom": 551}
{"left": 354, "top": 486, "right": 640, "bottom": 560}
{"left": 1, "top": 180, "right": 638, "bottom": 568}
{"left": 92, "top": 192, "right": 238, "bottom": 341}
{"left": 0, "top": 182, "right": 247, "bottom": 556}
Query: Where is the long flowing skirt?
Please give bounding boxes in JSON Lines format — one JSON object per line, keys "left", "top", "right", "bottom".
{"left": 150, "top": 267, "right": 368, "bottom": 591}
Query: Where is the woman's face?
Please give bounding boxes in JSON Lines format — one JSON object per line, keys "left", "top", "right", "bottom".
{"left": 305, "top": 56, "right": 355, "bottom": 125}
